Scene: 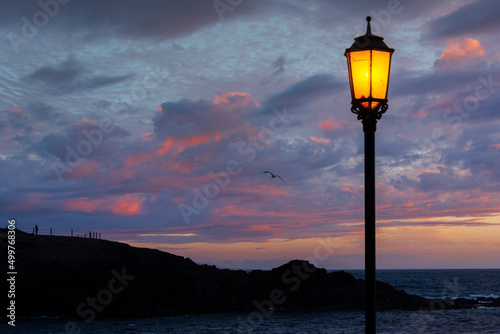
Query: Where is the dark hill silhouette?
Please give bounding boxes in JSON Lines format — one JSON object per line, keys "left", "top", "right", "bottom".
{"left": 1, "top": 229, "right": 497, "bottom": 319}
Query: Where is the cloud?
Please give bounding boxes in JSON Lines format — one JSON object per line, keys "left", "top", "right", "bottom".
{"left": 154, "top": 92, "right": 259, "bottom": 141}
{"left": 318, "top": 116, "right": 345, "bottom": 132}
{"left": 0, "top": 102, "right": 71, "bottom": 152}
{"left": 0, "top": 107, "right": 27, "bottom": 130}
{"left": 310, "top": 137, "right": 330, "bottom": 144}
{"left": 0, "top": 0, "right": 264, "bottom": 40}
{"left": 61, "top": 193, "right": 145, "bottom": 215}
{"left": 34, "top": 117, "right": 130, "bottom": 163}
{"left": 23, "top": 55, "right": 133, "bottom": 95}
{"left": 424, "top": 0, "right": 500, "bottom": 40}
{"left": 435, "top": 37, "right": 485, "bottom": 68}
{"left": 257, "top": 74, "right": 344, "bottom": 115}
{"left": 390, "top": 66, "right": 499, "bottom": 97}
{"left": 441, "top": 37, "right": 485, "bottom": 60}
{"left": 114, "top": 92, "right": 263, "bottom": 184}
{"left": 25, "top": 103, "right": 55, "bottom": 120}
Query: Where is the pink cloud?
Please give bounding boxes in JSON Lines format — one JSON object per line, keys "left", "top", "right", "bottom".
{"left": 243, "top": 184, "right": 288, "bottom": 196}
{"left": 126, "top": 92, "right": 258, "bottom": 168}
{"left": 488, "top": 143, "right": 500, "bottom": 151}
{"left": 310, "top": 136, "right": 330, "bottom": 144}
{"left": 67, "top": 159, "right": 101, "bottom": 178}
{"left": 410, "top": 108, "right": 428, "bottom": 119}
{"left": 159, "top": 135, "right": 221, "bottom": 155}
{"left": 403, "top": 200, "right": 415, "bottom": 208}
{"left": 77, "top": 117, "right": 98, "bottom": 125}
{"left": 124, "top": 135, "right": 217, "bottom": 171}
{"left": 436, "top": 37, "right": 485, "bottom": 67}
{"left": 61, "top": 197, "right": 106, "bottom": 214}
{"left": 318, "top": 116, "right": 344, "bottom": 132}
{"left": 4, "top": 108, "right": 23, "bottom": 113}
{"left": 61, "top": 194, "right": 145, "bottom": 215}
{"left": 213, "top": 92, "right": 260, "bottom": 109}
{"left": 112, "top": 194, "right": 145, "bottom": 215}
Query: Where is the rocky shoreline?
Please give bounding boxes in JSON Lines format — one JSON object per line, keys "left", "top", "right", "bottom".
{"left": 1, "top": 229, "right": 498, "bottom": 320}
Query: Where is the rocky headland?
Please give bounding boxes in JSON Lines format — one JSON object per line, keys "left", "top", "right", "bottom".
{"left": 1, "top": 229, "right": 498, "bottom": 321}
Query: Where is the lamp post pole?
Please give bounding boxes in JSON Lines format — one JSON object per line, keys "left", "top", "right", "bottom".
{"left": 344, "top": 16, "right": 394, "bottom": 334}
{"left": 363, "top": 119, "right": 376, "bottom": 333}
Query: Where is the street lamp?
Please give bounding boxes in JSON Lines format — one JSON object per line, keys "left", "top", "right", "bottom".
{"left": 344, "top": 16, "right": 394, "bottom": 334}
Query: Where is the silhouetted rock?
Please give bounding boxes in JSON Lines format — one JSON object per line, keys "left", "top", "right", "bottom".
{"left": 0, "top": 229, "right": 491, "bottom": 320}
{"left": 475, "top": 297, "right": 500, "bottom": 307}
{"left": 451, "top": 298, "right": 478, "bottom": 309}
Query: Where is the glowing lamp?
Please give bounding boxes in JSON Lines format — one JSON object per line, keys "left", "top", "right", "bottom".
{"left": 345, "top": 16, "right": 394, "bottom": 125}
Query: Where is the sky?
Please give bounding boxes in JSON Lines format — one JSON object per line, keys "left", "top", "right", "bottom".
{"left": 1, "top": 0, "right": 500, "bottom": 270}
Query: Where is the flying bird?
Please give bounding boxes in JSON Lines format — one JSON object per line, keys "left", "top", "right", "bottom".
{"left": 263, "top": 171, "right": 285, "bottom": 183}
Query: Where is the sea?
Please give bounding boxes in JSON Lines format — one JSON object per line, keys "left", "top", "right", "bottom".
{"left": 4, "top": 269, "right": 500, "bottom": 334}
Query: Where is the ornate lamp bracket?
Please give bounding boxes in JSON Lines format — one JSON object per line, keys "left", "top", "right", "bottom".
{"left": 350, "top": 100, "right": 388, "bottom": 133}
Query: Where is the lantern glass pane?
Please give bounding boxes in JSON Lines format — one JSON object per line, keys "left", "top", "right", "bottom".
{"left": 362, "top": 101, "right": 380, "bottom": 110}
{"left": 349, "top": 50, "right": 371, "bottom": 100}
{"left": 371, "top": 50, "right": 391, "bottom": 100}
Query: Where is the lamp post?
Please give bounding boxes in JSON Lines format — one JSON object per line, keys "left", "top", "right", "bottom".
{"left": 344, "top": 17, "right": 394, "bottom": 334}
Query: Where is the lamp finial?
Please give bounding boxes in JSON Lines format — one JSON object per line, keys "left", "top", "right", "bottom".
{"left": 366, "top": 16, "right": 372, "bottom": 36}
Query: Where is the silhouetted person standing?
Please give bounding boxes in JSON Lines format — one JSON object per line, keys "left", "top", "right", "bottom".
{"left": 35, "top": 225, "right": 38, "bottom": 236}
